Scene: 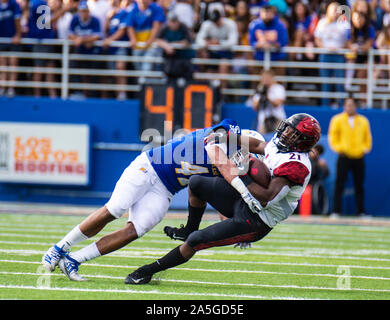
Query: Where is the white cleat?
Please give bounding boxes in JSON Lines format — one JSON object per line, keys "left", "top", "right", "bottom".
{"left": 42, "top": 245, "right": 67, "bottom": 272}
{"left": 58, "top": 255, "right": 87, "bottom": 282}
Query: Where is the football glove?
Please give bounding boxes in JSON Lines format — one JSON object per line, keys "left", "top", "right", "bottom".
{"left": 234, "top": 242, "right": 252, "bottom": 249}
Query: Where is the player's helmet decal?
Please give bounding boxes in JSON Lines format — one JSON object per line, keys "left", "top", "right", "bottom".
{"left": 275, "top": 113, "right": 321, "bottom": 152}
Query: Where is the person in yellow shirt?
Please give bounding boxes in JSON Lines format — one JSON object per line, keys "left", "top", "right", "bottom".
{"left": 328, "top": 97, "right": 372, "bottom": 217}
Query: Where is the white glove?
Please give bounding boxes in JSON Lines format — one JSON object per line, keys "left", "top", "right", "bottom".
{"left": 231, "top": 177, "right": 263, "bottom": 215}
{"left": 241, "top": 191, "right": 262, "bottom": 215}
{"left": 234, "top": 242, "right": 252, "bottom": 249}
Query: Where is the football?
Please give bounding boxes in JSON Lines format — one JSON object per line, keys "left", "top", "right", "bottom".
{"left": 248, "top": 157, "right": 271, "bottom": 188}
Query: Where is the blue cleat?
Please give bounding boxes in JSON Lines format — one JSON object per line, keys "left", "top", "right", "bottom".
{"left": 58, "top": 254, "right": 87, "bottom": 281}
{"left": 42, "top": 245, "right": 67, "bottom": 272}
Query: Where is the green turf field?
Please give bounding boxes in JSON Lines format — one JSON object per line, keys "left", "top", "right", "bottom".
{"left": 0, "top": 212, "right": 389, "bottom": 300}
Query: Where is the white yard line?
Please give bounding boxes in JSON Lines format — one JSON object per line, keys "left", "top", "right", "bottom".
{"left": 0, "top": 284, "right": 312, "bottom": 300}
{"left": 1, "top": 241, "right": 390, "bottom": 270}
{"left": 2, "top": 243, "right": 390, "bottom": 263}
{"left": 1, "top": 258, "right": 390, "bottom": 281}
{"left": 0, "top": 271, "right": 389, "bottom": 294}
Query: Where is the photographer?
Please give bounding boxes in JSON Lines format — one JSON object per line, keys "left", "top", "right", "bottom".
{"left": 251, "top": 69, "right": 286, "bottom": 134}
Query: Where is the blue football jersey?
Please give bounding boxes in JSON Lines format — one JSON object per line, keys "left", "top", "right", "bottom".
{"left": 147, "top": 119, "right": 241, "bottom": 194}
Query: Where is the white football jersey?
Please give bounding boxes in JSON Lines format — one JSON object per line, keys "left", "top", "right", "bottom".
{"left": 258, "top": 138, "right": 312, "bottom": 228}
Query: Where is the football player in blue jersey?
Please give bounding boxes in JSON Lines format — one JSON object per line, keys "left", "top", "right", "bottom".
{"left": 41, "top": 119, "right": 265, "bottom": 281}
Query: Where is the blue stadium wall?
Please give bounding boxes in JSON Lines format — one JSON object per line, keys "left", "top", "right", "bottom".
{"left": 0, "top": 97, "right": 388, "bottom": 217}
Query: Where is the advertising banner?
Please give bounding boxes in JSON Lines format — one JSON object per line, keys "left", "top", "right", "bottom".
{"left": 0, "top": 122, "right": 90, "bottom": 185}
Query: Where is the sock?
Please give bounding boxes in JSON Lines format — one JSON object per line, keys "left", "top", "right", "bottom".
{"left": 145, "top": 246, "right": 188, "bottom": 275}
{"left": 69, "top": 242, "right": 101, "bottom": 264}
{"left": 184, "top": 204, "right": 206, "bottom": 232}
{"left": 56, "top": 225, "right": 88, "bottom": 252}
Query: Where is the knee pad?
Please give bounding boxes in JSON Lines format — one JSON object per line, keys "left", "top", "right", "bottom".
{"left": 186, "top": 230, "right": 205, "bottom": 249}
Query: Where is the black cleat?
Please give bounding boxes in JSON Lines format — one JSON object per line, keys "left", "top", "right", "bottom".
{"left": 164, "top": 224, "right": 190, "bottom": 241}
{"left": 124, "top": 267, "right": 152, "bottom": 285}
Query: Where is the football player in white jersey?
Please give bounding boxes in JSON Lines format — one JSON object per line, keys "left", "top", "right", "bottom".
{"left": 125, "top": 113, "right": 321, "bottom": 285}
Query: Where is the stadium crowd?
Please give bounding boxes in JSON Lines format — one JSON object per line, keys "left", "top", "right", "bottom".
{"left": 1, "top": 0, "right": 390, "bottom": 103}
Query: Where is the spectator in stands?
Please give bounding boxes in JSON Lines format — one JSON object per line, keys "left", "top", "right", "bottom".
{"left": 235, "top": 0, "right": 250, "bottom": 23}
{"left": 68, "top": 1, "right": 101, "bottom": 97}
{"left": 353, "top": 0, "right": 375, "bottom": 22}
{"left": 249, "top": 4, "right": 289, "bottom": 74}
{"left": 49, "top": 0, "right": 78, "bottom": 40}
{"left": 28, "top": 0, "right": 58, "bottom": 98}
{"left": 103, "top": 0, "right": 133, "bottom": 100}
{"left": 251, "top": 69, "right": 286, "bottom": 134}
{"left": 289, "top": 1, "right": 316, "bottom": 61}
{"left": 376, "top": 0, "right": 390, "bottom": 30}
{"left": 314, "top": 2, "right": 350, "bottom": 107}
{"left": 376, "top": 23, "right": 390, "bottom": 85}
{"left": 169, "top": 0, "right": 195, "bottom": 29}
{"left": 0, "top": 0, "right": 22, "bottom": 97}
{"left": 155, "top": 11, "right": 193, "bottom": 80}
{"left": 328, "top": 96, "right": 372, "bottom": 218}
{"left": 16, "top": 0, "right": 28, "bottom": 35}
{"left": 126, "top": 0, "right": 165, "bottom": 73}
{"left": 268, "top": 0, "right": 289, "bottom": 18}
{"left": 248, "top": 0, "right": 269, "bottom": 20}
{"left": 345, "top": 11, "right": 375, "bottom": 105}
{"left": 196, "top": 9, "right": 238, "bottom": 88}
{"left": 88, "top": 0, "right": 113, "bottom": 33}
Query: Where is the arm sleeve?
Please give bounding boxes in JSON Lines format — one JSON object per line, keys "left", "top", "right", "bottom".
{"left": 249, "top": 21, "right": 258, "bottom": 47}
{"left": 278, "top": 23, "right": 289, "bottom": 47}
{"left": 69, "top": 17, "right": 76, "bottom": 35}
{"left": 195, "top": 21, "right": 209, "bottom": 46}
{"left": 328, "top": 117, "right": 342, "bottom": 153}
{"left": 153, "top": 5, "right": 166, "bottom": 24}
{"left": 92, "top": 18, "right": 101, "bottom": 37}
{"left": 13, "top": 1, "right": 22, "bottom": 19}
{"left": 220, "top": 20, "right": 238, "bottom": 47}
{"left": 273, "top": 161, "right": 310, "bottom": 186}
{"left": 363, "top": 118, "right": 372, "bottom": 153}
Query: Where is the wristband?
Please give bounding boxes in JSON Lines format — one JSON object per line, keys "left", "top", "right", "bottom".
{"left": 231, "top": 176, "right": 249, "bottom": 195}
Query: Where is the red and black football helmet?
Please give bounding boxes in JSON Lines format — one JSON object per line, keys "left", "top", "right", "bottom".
{"left": 275, "top": 113, "right": 321, "bottom": 153}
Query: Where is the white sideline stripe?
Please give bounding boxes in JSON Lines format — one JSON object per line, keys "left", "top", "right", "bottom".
{"left": 1, "top": 225, "right": 389, "bottom": 244}
{"left": 2, "top": 245, "right": 390, "bottom": 263}
{"left": 1, "top": 271, "right": 389, "bottom": 294}
{"left": 1, "top": 259, "right": 390, "bottom": 281}
{"left": 1, "top": 241, "right": 390, "bottom": 270}
{"left": 0, "top": 284, "right": 308, "bottom": 300}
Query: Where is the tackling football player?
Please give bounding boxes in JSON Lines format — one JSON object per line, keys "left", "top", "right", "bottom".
{"left": 124, "top": 113, "right": 321, "bottom": 285}
{"left": 41, "top": 119, "right": 261, "bottom": 281}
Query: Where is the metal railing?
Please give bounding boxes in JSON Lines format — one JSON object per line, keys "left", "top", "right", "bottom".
{"left": 0, "top": 37, "right": 389, "bottom": 108}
